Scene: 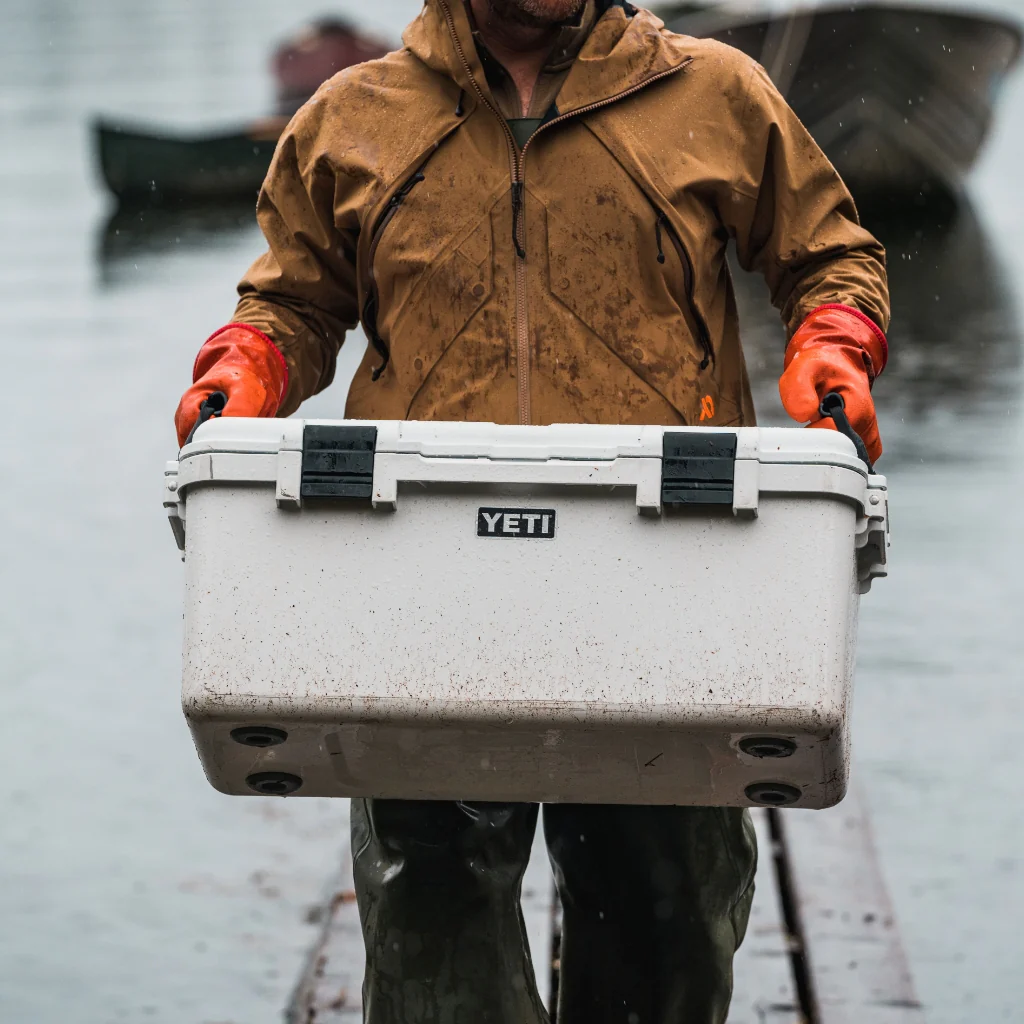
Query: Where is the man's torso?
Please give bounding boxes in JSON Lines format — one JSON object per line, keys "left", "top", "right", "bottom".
{"left": 238, "top": 0, "right": 885, "bottom": 427}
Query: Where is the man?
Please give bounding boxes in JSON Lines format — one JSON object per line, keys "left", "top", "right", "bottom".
{"left": 175, "top": 0, "right": 889, "bottom": 1018}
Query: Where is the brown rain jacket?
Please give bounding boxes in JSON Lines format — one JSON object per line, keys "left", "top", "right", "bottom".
{"left": 234, "top": 0, "right": 889, "bottom": 427}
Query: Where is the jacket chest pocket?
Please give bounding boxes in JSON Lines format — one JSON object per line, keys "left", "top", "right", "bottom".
{"left": 363, "top": 172, "right": 495, "bottom": 384}
{"left": 651, "top": 209, "right": 715, "bottom": 370}
{"left": 546, "top": 199, "right": 712, "bottom": 420}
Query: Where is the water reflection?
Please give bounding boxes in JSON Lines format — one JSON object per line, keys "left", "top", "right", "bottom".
{"left": 871, "top": 199, "right": 1021, "bottom": 416}
{"left": 98, "top": 197, "right": 258, "bottom": 282}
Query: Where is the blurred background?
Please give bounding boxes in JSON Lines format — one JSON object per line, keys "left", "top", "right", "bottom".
{"left": 1, "top": 0, "right": 1023, "bottom": 1021}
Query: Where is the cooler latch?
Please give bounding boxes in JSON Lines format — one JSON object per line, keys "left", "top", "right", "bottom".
{"left": 661, "top": 432, "right": 737, "bottom": 506}
{"left": 299, "top": 425, "right": 377, "bottom": 500}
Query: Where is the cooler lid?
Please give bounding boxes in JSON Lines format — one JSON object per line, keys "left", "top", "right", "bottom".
{"left": 178, "top": 417, "right": 870, "bottom": 475}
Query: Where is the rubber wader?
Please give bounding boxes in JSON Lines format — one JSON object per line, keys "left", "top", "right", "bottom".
{"left": 352, "top": 798, "right": 757, "bottom": 1023}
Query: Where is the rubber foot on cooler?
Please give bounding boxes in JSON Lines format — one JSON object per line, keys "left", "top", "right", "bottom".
{"left": 231, "top": 726, "right": 288, "bottom": 748}
{"left": 745, "top": 781, "right": 801, "bottom": 806}
{"left": 739, "top": 737, "right": 797, "bottom": 759}
{"left": 246, "top": 772, "right": 303, "bottom": 795}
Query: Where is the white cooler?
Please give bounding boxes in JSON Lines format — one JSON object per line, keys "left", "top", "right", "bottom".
{"left": 165, "top": 419, "right": 888, "bottom": 809}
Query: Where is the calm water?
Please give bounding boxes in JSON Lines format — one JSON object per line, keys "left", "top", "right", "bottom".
{"left": 2, "top": 0, "right": 1023, "bottom": 1021}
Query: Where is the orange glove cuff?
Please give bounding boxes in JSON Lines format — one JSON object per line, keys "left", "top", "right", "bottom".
{"left": 193, "top": 324, "right": 290, "bottom": 393}
{"left": 789, "top": 303, "right": 888, "bottom": 378}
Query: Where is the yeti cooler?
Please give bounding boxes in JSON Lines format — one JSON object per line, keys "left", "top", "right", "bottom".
{"left": 165, "top": 418, "right": 888, "bottom": 809}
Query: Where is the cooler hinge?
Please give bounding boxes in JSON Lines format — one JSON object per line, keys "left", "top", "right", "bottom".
{"left": 662, "top": 432, "right": 737, "bottom": 506}
{"left": 300, "top": 425, "right": 377, "bottom": 500}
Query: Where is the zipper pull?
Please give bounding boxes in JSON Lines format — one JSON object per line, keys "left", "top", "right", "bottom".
{"left": 655, "top": 214, "right": 666, "bottom": 264}
{"left": 511, "top": 182, "right": 526, "bottom": 259}
{"left": 392, "top": 172, "right": 425, "bottom": 209}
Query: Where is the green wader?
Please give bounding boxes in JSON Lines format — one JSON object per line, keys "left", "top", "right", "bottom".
{"left": 351, "top": 799, "right": 757, "bottom": 1023}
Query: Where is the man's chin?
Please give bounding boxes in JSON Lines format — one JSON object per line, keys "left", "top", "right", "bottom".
{"left": 487, "top": 0, "right": 587, "bottom": 28}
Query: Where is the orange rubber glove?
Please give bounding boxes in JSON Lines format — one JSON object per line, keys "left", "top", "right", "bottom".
{"left": 778, "top": 304, "right": 887, "bottom": 463}
{"left": 175, "top": 325, "right": 289, "bottom": 447}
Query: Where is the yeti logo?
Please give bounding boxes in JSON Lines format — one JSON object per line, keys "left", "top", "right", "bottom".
{"left": 477, "top": 507, "right": 556, "bottom": 539}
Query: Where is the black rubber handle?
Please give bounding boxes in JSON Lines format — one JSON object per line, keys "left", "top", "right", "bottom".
{"left": 183, "top": 391, "right": 228, "bottom": 447}
{"left": 819, "top": 391, "right": 873, "bottom": 472}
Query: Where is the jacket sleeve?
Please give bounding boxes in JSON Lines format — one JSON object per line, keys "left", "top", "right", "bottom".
{"left": 233, "top": 97, "right": 361, "bottom": 416}
{"left": 721, "top": 61, "right": 890, "bottom": 337}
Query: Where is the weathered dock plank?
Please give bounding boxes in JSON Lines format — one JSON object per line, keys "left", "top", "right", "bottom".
{"left": 287, "top": 844, "right": 362, "bottom": 1021}
{"left": 775, "top": 784, "right": 925, "bottom": 1024}
{"left": 727, "top": 809, "right": 804, "bottom": 1024}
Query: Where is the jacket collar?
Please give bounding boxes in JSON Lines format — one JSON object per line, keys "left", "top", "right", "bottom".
{"left": 403, "top": 0, "right": 692, "bottom": 117}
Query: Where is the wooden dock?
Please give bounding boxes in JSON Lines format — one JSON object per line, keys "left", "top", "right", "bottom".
{"left": 286, "top": 785, "right": 924, "bottom": 1023}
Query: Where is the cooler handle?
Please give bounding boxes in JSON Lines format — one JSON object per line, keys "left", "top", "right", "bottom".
{"left": 183, "top": 391, "right": 228, "bottom": 448}
{"left": 819, "top": 391, "right": 873, "bottom": 472}
{"left": 362, "top": 453, "right": 665, "bottom": 514}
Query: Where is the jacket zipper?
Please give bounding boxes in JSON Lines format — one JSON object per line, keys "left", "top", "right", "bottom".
{"left": 437, "top": 0, "right": 693, "bottom": 422}
{"left": 655, "top": 211, "right": 714, "bottom": 370}
{"left": 363, "top": 168, "right": 426, "bottom": 379}
{"left": 437, "top": 0, "right": 530, "bottom": 423}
